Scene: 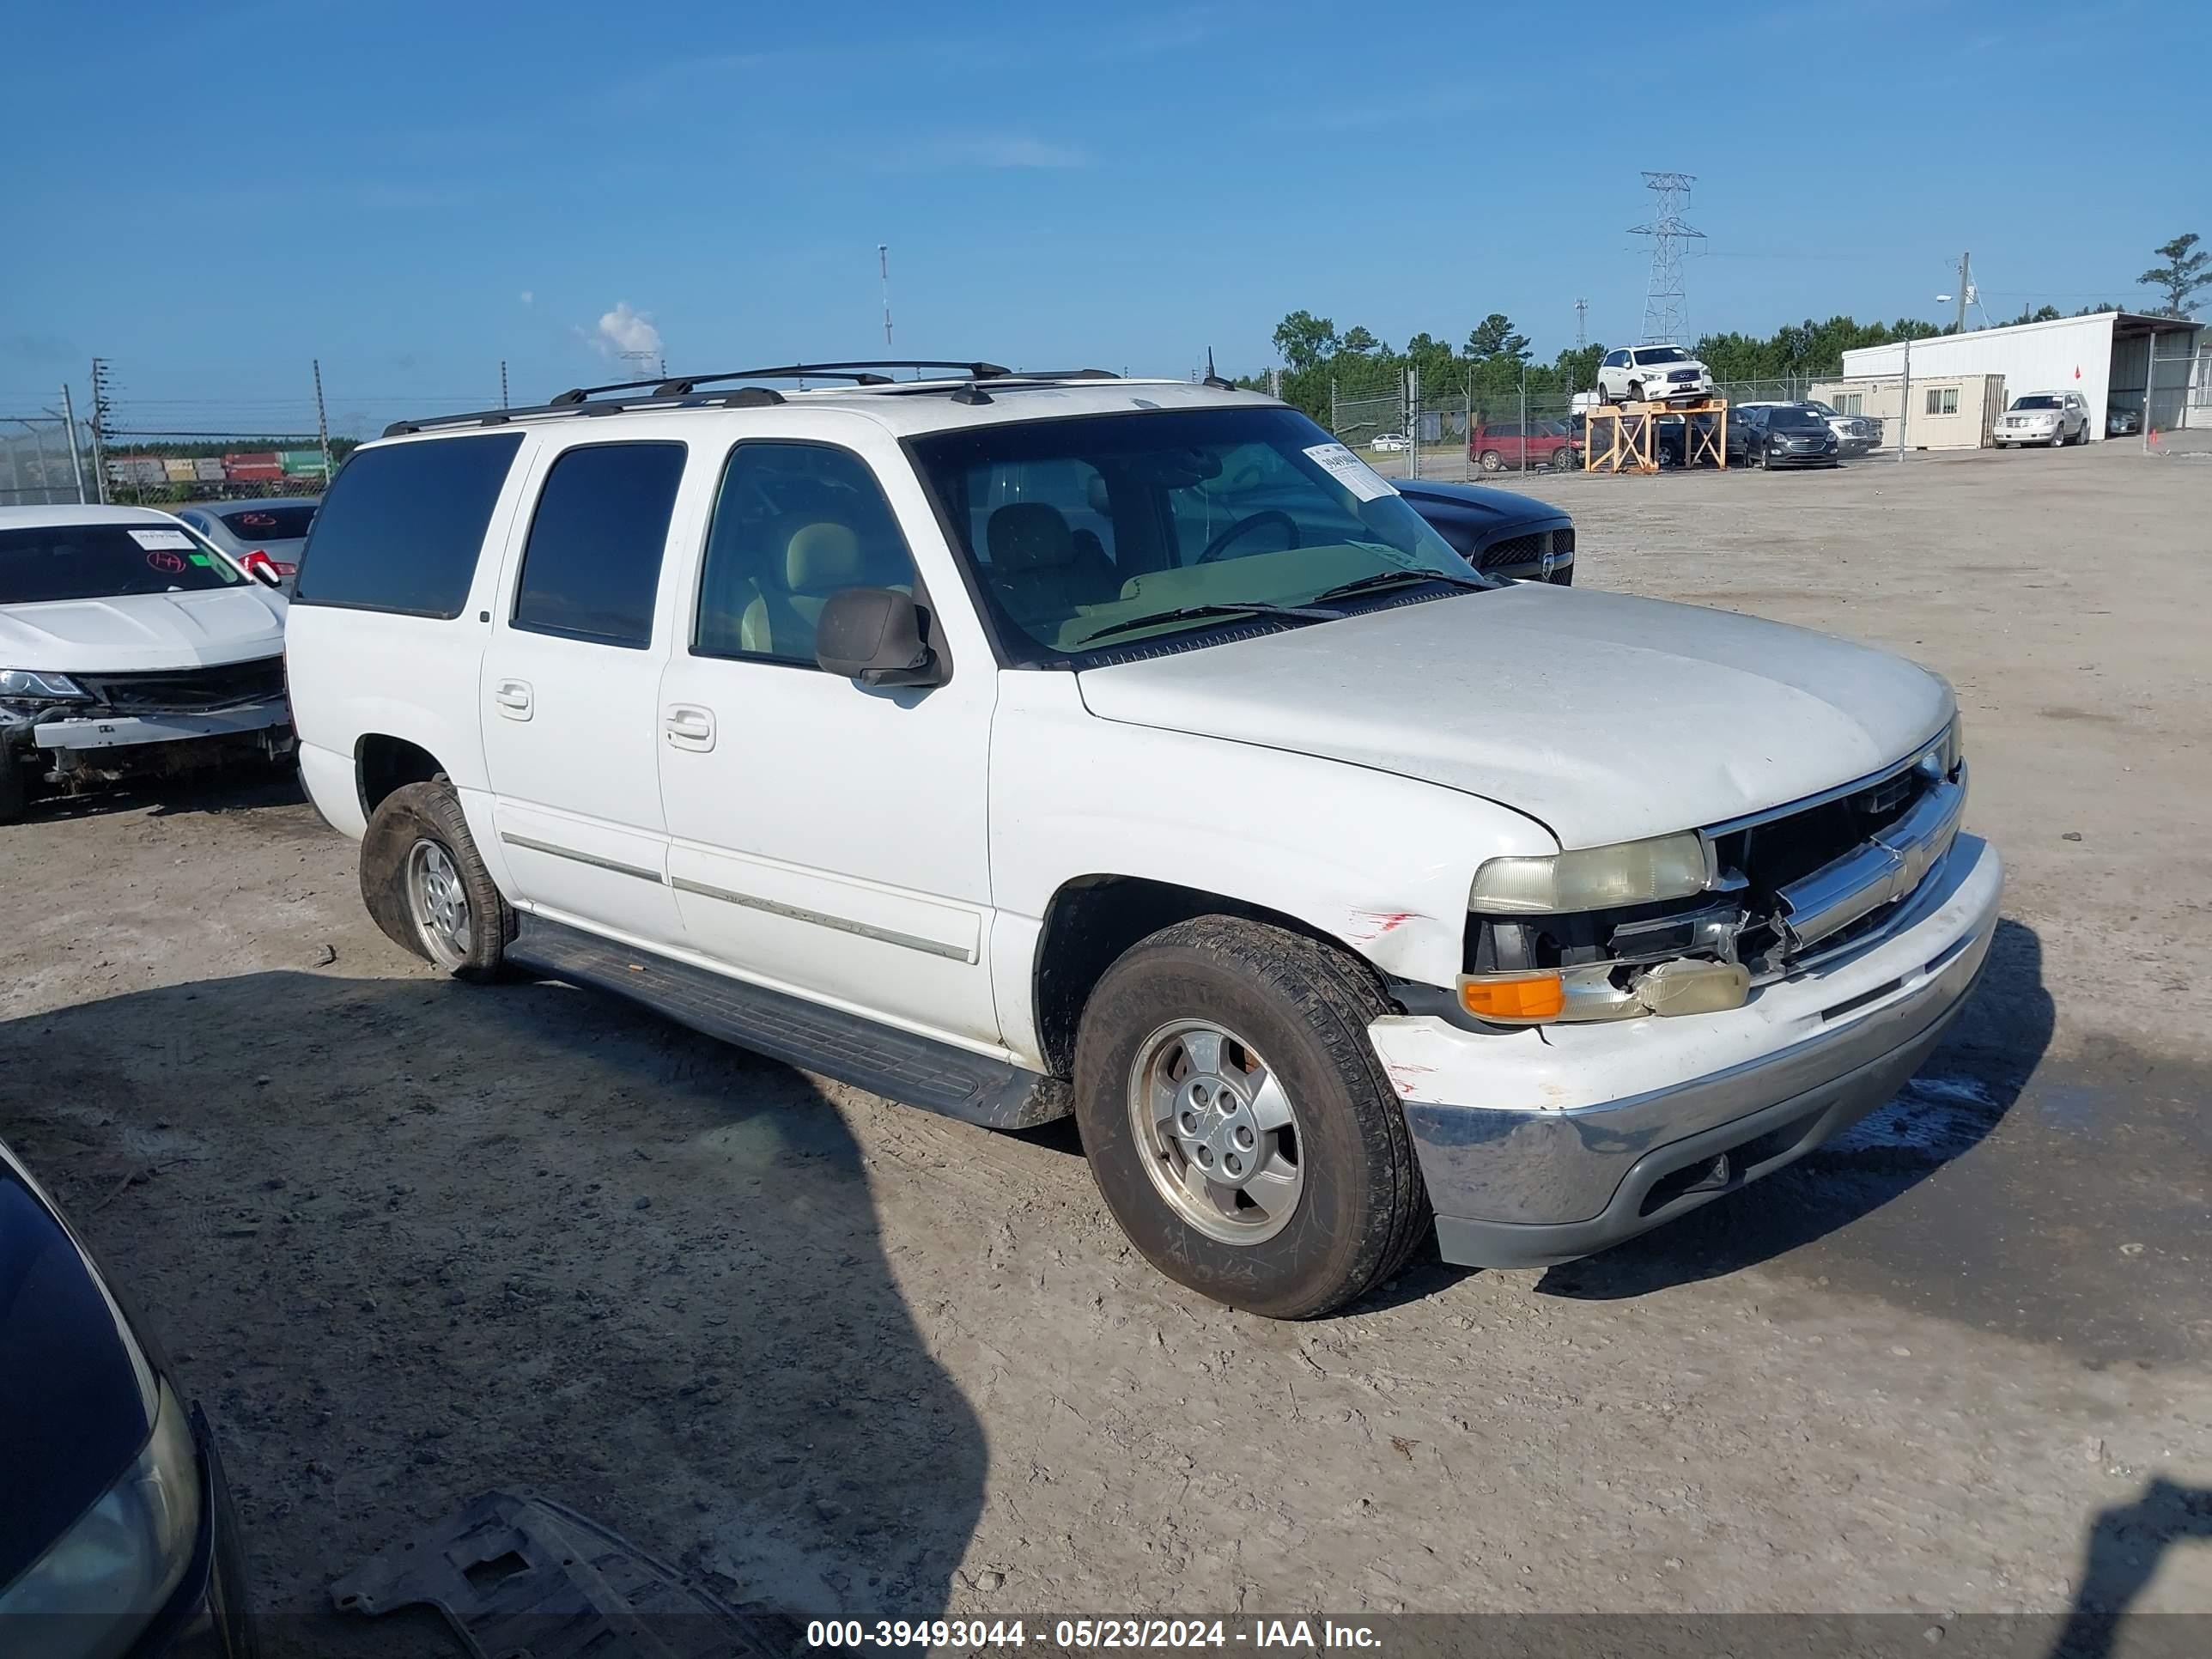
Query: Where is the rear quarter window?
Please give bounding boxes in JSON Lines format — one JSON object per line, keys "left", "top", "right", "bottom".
{"left": 293, "top": 433, "right": 524, "bottom": 617}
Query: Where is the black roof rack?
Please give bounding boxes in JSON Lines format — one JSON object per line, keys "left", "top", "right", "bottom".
{"left": 381, "top": 360, "right": 1116, "bottom": 437}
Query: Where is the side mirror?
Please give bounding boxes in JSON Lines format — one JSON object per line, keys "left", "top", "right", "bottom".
{"left": 814, "top": 586, "right": 943, "bottom": 688}
{"left": 241, "top": 553, "right": 284, "bottom": 589}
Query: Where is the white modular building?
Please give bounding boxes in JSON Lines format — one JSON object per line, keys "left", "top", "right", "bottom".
{"left": 1838, "top": 311, "right": 2206, "bottom": 441}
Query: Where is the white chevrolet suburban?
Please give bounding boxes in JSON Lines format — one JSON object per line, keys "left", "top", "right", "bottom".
{"left": 284, "top": 362, "right": 2001, "bottom": 1319}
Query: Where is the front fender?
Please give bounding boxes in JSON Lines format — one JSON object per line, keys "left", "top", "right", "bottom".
{"left": 988, "top": 673, "right": 1557, "bottom": 988}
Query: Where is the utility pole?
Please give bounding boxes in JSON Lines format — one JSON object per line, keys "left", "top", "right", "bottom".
{"left": 500, "top": 360, "right": 509, "bottom": 409}
{"left": 88, "top": 358, "right": 112, "bottom": 505}
{"left": 313, "top": 358, "right": 332, "bottom": 481}
{"left": 59, "top": 382, "right": 88, "bottom": 502}
{"left": 1955, "top": 252, "right": 1972, "bottom": 334}
{"left": 1629, "top": 172, "right": 1704, "bottom": 343}
{"left": 878, "top": 244, "right": 893, "bottom": 351}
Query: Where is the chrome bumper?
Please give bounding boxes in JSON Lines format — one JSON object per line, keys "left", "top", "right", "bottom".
{"left": 1374, "top": 834, "right": 2003, "bottom": 1268}
{"left": 33, "top": 698, "right": 291, "bottom": 750}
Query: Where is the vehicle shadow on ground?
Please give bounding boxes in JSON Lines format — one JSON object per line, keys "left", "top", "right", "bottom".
{"left": 17, "top": 762, "right": 306, "bottom": 823}
{"left": 0, "top": 966, "right": 988, "bottom": 1655}
{"left": 2047, "top": 1479, "right": 2212, "bottom": 1658}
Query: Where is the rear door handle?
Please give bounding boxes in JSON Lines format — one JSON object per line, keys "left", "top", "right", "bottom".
{"left": 664, "top": 703, "right": 715, "bottom": 752}
{"left": 493, "top": 678, "right": 533, "bottom": 720}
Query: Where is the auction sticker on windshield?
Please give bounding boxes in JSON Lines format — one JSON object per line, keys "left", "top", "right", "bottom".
{"left": 128, "top": 528, "right": 195, "bottom": 550}
{"left": 1302, "top": 442, "right": 1397, "bottom": 502}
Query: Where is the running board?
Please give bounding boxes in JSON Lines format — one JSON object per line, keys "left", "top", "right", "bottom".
{"left": 507, "top": 915, "right": 1069, "bottom": 1129}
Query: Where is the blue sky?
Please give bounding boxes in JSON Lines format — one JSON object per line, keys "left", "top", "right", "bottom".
{"left": 2, "top": 0, "right": 2200, "bottom": 437}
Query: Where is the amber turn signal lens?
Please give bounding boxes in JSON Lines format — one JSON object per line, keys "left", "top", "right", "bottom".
{"left": 1458, "top": 972, "right": 1565, "bottom": 1021}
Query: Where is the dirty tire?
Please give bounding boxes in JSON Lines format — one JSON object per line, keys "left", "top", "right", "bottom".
{"left": 359, "top": 779, "right": 511, "bottom": 981}
{"left": 1550, "top": 446, "right": 1576, "bottom": 471}
{"left": 1478, "top": 449, "right": 1504, "bottom": 472}
{"left": 1073, "top": 917, "right": 1431, "bottom": 1320}
{"left": 0, "top": 748, "right": 26, "bottom": 825}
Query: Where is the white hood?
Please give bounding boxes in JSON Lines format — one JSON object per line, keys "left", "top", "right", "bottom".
{"left": 0, "top": 586, "right": 286, "bottom": 673}
{"left": 1075, "top": 585, "right": 1952, "bottom": 848}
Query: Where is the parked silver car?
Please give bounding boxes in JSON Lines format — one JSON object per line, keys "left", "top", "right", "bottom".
{"left": 174, "top": 497, "right": 319, "bottom": 592}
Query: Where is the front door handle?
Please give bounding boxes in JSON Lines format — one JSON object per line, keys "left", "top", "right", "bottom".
{"left": 493, "top": 678, "right": 533, "bottom": 720}
{"left": 664, "top": 703, "right": 715, "bottom": 752}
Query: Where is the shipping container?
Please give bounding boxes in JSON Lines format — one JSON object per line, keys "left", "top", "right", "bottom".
{"left": 194, "top": 457, "right": 228, "bottom": 481}
{"left": 224, "top": 462, "right": 286, "bottom": 482}
{"left": 280, "top": 451, "right": 326, "bottom": 477}
{"left": 106, "top": 456, "right": 168, "bottom": 484}
{"left": 224, "top": 451, "right": 279, "bottom": 467}
{"left": 163, "top": 458, "right": 199, "bottom": 482}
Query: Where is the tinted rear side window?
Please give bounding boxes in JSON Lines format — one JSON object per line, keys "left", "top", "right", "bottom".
{"left": 294, "top": 434, "right": 522, "bottom": 617}
{"left": 511, "top": 442, "right": 686, "bottom": 648}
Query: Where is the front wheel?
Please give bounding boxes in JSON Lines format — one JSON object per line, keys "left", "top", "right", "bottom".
{"left": 1073, "top": 918, "right": 1431, "bottom": 1319}
{"left": 359, "top": 779, "right": 512, "bottom": 979}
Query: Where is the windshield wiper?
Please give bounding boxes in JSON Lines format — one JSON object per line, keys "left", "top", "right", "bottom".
{"left": 1073, "top": 601, "right": 1338, "bottom": 647}
{"left": 1308, "top": 567, "right": 1490, "bottom": 605}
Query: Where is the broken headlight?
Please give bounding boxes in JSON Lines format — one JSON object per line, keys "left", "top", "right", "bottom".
{"left": 1469, "top": 830, "right": 1711, "bottom": 915}
{"left": 0, "top": 669, "right": 89, "bottom": 702}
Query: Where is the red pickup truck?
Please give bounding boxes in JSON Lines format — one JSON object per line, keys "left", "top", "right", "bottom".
{"left": 1469, "top": 419, "right": 1580, "bottom": 472}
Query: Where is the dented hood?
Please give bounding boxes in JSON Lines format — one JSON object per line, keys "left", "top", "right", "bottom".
{"left": 1074, "top": 585, "right": 1952, "bottom": 848}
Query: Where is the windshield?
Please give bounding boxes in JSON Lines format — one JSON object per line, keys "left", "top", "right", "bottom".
{"left": 1636, "top": 347, "right": 1690, "bottom": 365}
{"left": 2011, "top": 396, "right": 2061, "bottom": 410}
{"left": 0, "top": 522, "right": 246, "bottom": 605}
{"left": 218, "top": 504, "right": 317, "bottom": 542}
{"left": 908, "top": 407, "right": 1480, "bottom": 660}
{"left": 1769, "top": 408, "right": 1828, "bottom": 431}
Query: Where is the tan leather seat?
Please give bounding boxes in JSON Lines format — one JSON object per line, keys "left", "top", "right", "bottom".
{"left": 739, "top": 520, "right": 864, "bottom": 658}
{"left": 987, "top": 502, "right": 1116, "bottom": 628}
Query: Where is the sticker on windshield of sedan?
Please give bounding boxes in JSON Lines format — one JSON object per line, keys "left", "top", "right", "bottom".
{"left": 1303, "top": 442, "right": 1398, "bottom": 502}
{"left": 127, "top": 528, "right": 195, "bottom": 550}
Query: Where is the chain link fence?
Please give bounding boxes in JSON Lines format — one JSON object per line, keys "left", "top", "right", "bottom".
{"left": 1320, "top": 368, "right": 1899, "bottom": 483}
{"left": 0, "top": 414, "right": 94, "bottom": 506}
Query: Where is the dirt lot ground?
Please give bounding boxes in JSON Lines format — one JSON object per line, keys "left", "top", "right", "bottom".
{"left": 3, "top": 443, "right": 2209, "bottom": 1650}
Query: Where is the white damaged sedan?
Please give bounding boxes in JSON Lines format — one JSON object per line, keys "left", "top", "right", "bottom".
{"left": 0, "top": 504, "right": 293, "bottom": 822}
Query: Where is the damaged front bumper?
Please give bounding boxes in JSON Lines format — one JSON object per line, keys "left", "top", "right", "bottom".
{"left": 8, "top": 697, "right": 295, "bottom": 783}
{"left": 1370, "top": 833, "right": 2002, "bottom": 1268}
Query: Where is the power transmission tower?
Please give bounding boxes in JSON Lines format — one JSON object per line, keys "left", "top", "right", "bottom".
{"left": 88, "top": 357, "right": 114, "bottom": 505}
{"left": 1574, "top": 297, "right": 1588, "bottom": 351}
{"left": 313, "top": 358, "right": 331, "bottom": 480}
{"left": 621, "top": 349, "right": 656, "bottom": 383}
{"left": 1628, "top": 172, "right": 1704, "bottom": 344}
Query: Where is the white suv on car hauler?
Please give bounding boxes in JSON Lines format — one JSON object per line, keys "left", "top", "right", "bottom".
{"left": 284, "top": 362, "right": 2001, "bottom": 1319}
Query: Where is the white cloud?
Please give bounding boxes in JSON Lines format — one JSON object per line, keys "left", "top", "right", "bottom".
{"left": 593, "top": 301, "right": 663, "bottom": 361}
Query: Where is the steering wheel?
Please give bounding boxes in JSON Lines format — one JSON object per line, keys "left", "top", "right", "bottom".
{"left": 1195, "top": 509, "right": 1300, "bottom": 565}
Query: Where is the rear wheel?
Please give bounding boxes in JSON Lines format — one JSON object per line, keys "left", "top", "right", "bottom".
{"left": 1549, "top": 446, "right": 1576, "bottom": 471}
{"left": 1478, "top": 449, "right": 1504, "bottom": 472}
{"left": 1073, "top": 918, "right": 1431, "bottom": 1320}
{"left": 359, "top": 779, "right": 511, "bottom": 979}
